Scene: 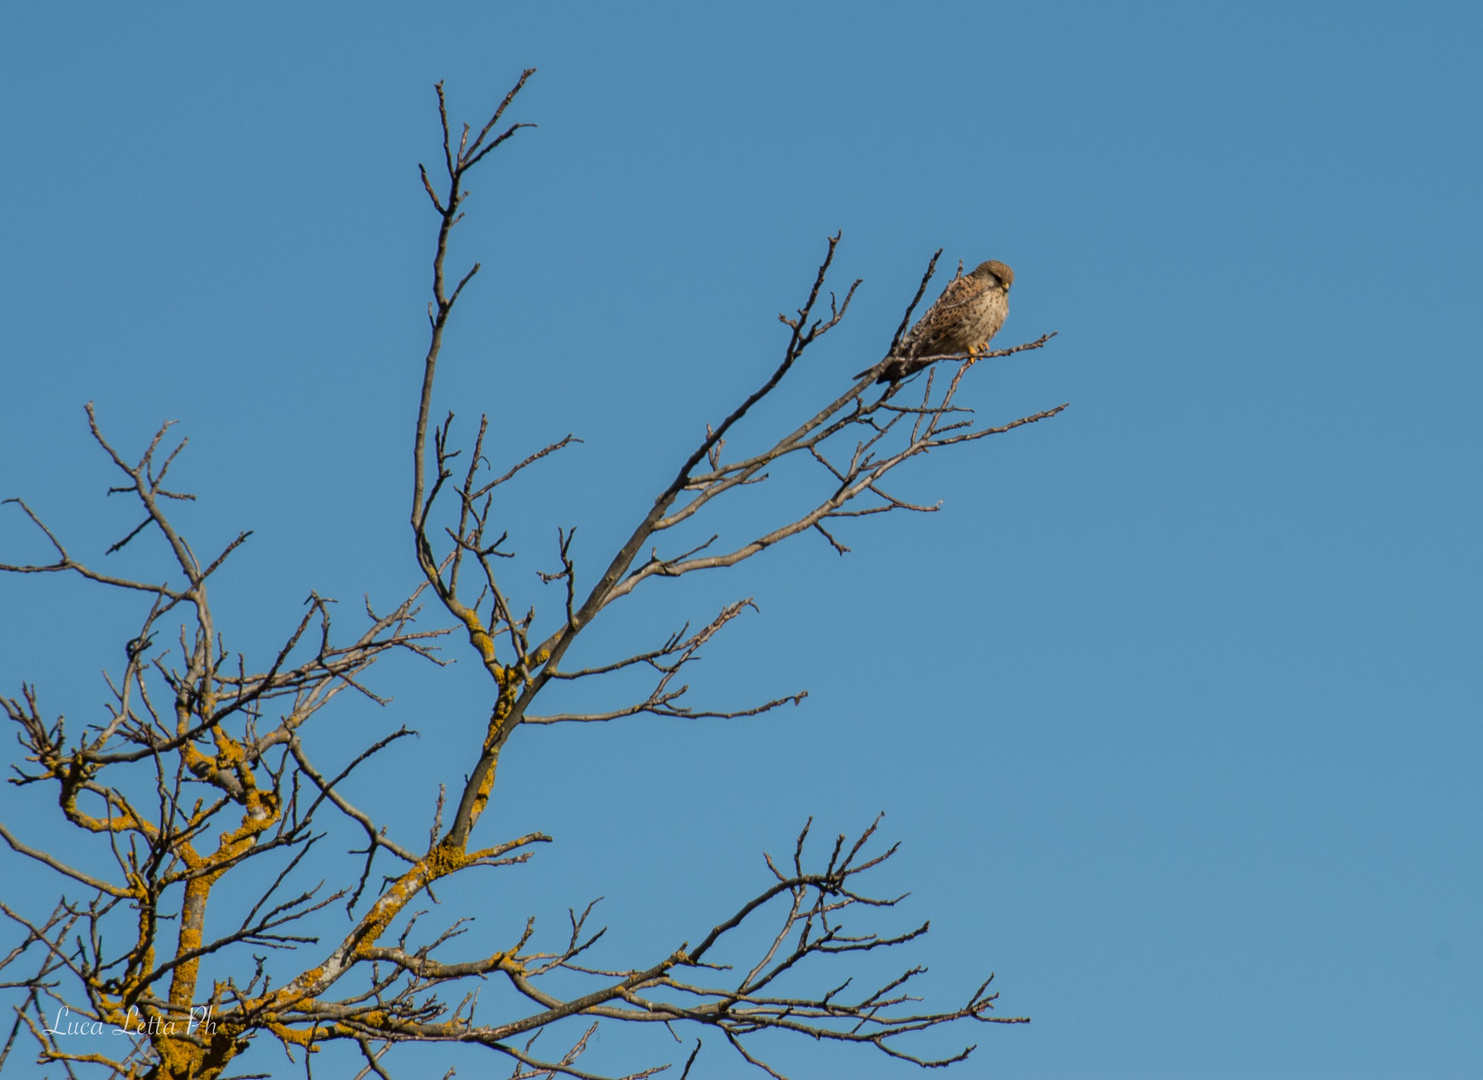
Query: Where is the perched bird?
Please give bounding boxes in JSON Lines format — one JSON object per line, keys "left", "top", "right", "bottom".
{"left": 857, "top": 259, "right": 1014, "bottom": 384}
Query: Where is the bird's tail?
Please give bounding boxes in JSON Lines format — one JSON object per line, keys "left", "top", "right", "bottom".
{"left": 854, "top": 357, "right": 901, "bottom": 383}
{"left": 855, "top": 356, "right": 920, "bottom": 384}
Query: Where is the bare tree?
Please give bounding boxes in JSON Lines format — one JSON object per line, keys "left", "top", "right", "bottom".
{"left": 0, "top": 71, "right": 1063, "bottom": 1080}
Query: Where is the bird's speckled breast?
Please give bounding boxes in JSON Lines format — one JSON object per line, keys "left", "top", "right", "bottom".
{"left": 960, "top": 288, "right": 1008, "bottom": 350}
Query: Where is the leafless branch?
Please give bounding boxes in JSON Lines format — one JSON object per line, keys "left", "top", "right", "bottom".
{"left": 0, "top": 71, "right": 1057, "bottom": 1080}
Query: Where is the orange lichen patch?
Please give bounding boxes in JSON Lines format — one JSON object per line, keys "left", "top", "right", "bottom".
{"left": 180, "top": 742, "right": 214, "bottom": 781}
{"left": 103, "top": 989, "right": 257, "bottom": 1080}
{"left": 154, "top": 1035, "right": 213, "bottom": 1080}
{"left": 470, "top": 626, "right": 498, "bottom": 665}
{"left": 472, "top": 754, "right": 499, "bottom": 804}
{"left": 449, "top": 603, "right": 507, "bottom": 679}
{"left": 457, "top": 677, "right": 522, "bottom": 831}
{"left": 353, "top": 842, "right": 468, "bottom": 950}
{"left": 78, "top": 994, "right": 239, "bottom": 1080}
{"left": 265, "top": 1018, "right": 335, "bottom": 1047}
{"left": 464, "top": 747, "right": 502, "bottom": 831}
{"left": 253, "top": 838, "right": 478, "bottom": 1021}
{"left": 122, "top": 898, "right": 159, "bottom": 999}
{"left": 492, "top": 950, "right": 525, "bottom": 977}
{"left": 209, "top": 723, "right": 244, "bottom": 767}
{"left": 485, "top": 686, "right": 517, "bottom": 749}
{"left": 57, "top": 775, "right": 157, "bottom": 839}
{"left": 165, "top": 771, "right": 282, "bottom": 1009}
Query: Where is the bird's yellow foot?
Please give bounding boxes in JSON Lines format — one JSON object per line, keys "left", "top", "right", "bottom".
{"left": 966, "top": 342, "right": 986, "bottom": 365}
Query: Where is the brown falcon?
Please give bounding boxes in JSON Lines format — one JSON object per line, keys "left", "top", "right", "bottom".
{"left": 857, "top": 259, "right": 1014, "bottom": 383}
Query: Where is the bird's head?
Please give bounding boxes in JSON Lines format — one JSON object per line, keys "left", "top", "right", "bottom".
{"left": 971, "top": 260, "right": 1014, "bottom": 291}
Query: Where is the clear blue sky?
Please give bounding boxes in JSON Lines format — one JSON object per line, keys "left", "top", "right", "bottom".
{"left": 2, "top": 3, "right": 1480, "bottom": 1078}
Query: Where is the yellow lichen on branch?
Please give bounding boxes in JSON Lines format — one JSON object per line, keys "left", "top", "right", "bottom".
{"left": 449, "top": 602, "right": 508, "bottom": 681}
{"left": 166, "top": 754, "right": 282, "bottom": 1010}
{"left": 260, "top": 837, "right": 475, "bottom": 1020}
